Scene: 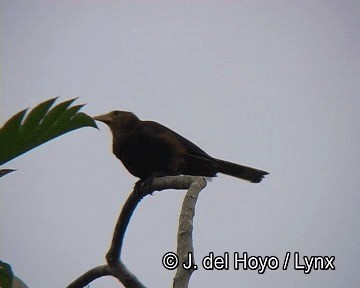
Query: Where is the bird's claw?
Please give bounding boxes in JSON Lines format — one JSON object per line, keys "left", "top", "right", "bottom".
{"left": 134, "top": 178, "right": 155, "bottom": 195}
{"left": 134, "top": 172, "right": 169, "bottom": 195}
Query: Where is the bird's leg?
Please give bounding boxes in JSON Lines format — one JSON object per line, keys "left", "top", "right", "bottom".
{"left": 134, "top": 172, "right": 169, "bottom": 195}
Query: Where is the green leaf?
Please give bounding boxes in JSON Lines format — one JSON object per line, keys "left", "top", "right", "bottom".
{"left": 0, "top": 169, "right": 16, "bottom": 178}
{"left": 0, "top": 110, "right": 28, "bottom": 163}
{"left": 62, "top": 112, "right": 98, "bottom": 133}
{"left": 39, "top": 104, "right": 85, "bottom": 141}
{"left": 37, "top": 98, "right": 76, "bottom": 134}
{"left": 0, "top": 260, "right": 13, "bottom": 288}
{"left": 21, "top": 97, "right": 58, "bottom": 131}
{"left": 0, "top": 97, "right": 98, "bottom": 167}
{"left": 0, "top": 109, "right": 27, "bottom": 143}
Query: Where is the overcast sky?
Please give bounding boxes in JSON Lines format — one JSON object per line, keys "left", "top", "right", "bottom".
{"left": 1, "top": 1, "right": 359, "bottom": 287}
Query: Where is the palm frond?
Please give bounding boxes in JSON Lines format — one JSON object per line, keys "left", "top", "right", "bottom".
{"left": 0, "top": 98, "right": 97, "bottom": 167}
{"left": 0, "top": 260, "right": 13, "bottom": 288}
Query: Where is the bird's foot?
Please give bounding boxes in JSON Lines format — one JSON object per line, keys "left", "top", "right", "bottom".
{"left": 134, "top": 178, "right": 155, "bottom": 195}
{"left": 134, "top": 172, "right": 169, "bottom": 195}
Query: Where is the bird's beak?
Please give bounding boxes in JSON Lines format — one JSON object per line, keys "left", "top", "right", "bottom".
{"left": 93, "top": 113, "right": 112, "bottom": 125}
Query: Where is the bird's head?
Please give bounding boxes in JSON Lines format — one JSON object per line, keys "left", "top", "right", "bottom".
{"left": 93, "top": 110, "right": 140, "bottom": 134}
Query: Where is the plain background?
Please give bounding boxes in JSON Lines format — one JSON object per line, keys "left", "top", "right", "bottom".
{"left": 1, "top": 1, "right": 359, "bottom": 287}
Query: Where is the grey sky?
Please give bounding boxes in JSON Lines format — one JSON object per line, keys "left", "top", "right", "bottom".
{"left": 1, "top": 1, "right": 359, "bottom": 287}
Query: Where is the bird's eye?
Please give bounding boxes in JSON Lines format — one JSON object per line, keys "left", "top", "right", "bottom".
{"left": 113, "top": 111, "right": 120, "bottom": 117}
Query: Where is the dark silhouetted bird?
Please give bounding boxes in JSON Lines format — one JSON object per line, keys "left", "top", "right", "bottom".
{"left": 94, "top": 111, "right": 268, "bottom": 183}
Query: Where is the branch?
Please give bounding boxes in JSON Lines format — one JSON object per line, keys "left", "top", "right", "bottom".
{"left": 68, "top": 176, "right": 206, "bottom": 288}
{"left": 174, "top": 177, "right": 206, "bottom": 288}
{"left": 67, "top": 265, "right": 111, "bottom": 288}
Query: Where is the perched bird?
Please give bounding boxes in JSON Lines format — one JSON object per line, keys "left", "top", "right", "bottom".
{"left": 94, "top": 111, "right": 268, "bottom": 183}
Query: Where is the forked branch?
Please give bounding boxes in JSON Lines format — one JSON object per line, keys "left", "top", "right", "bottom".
{"left": 67, "top": 176, "right": 206, "bottom": 288}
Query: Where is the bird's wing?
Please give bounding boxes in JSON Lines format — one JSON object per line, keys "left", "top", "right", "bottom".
{"left": 141, "top": 121, "right": 219, "bottom": 165}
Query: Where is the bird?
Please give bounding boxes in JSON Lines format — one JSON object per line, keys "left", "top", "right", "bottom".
{"left": 94, "top": 111, "right": 268, "bottom": 184}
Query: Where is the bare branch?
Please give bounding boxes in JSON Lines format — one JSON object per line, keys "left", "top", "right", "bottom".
{"left": 67, "top": 265, "right": 111, "bottom": 288}
{"left": 174, "top": 177, "right": 207, "bottom": 288}
{"left": 68, "top": 175, "right": 206, "bottom": 288}
{"left": 106, "top": 188, "right": 146, "bottom": 264}
{"left": 108, "top": 261, "right": 147, "bottom": 288}
{"left": 107, "top": 176, "right": 206, "bottom": 264}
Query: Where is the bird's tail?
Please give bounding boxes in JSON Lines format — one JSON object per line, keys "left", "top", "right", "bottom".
{"left": 216, "top": 159, "right": 269, "bottom": 183}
